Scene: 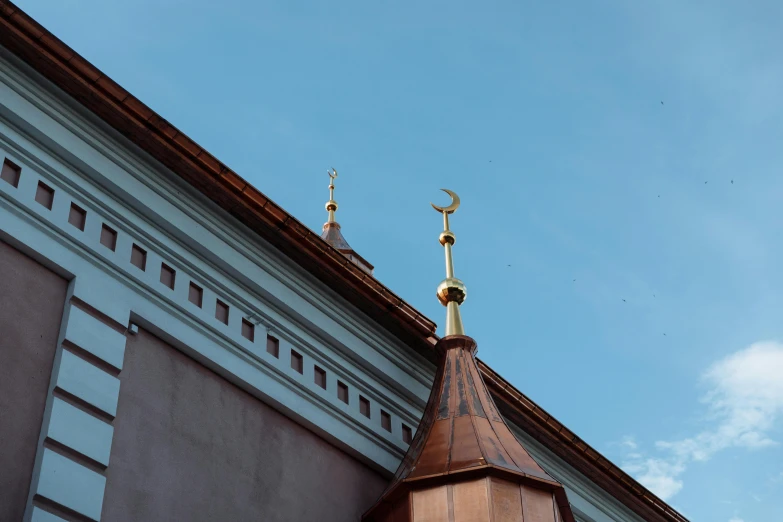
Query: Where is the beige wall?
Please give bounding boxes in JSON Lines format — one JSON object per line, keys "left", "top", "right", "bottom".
{"left": 0, "top": 240, "right": 67, "bottom": 521}
{"left": 101, "top": 328, "right": 387, "bottom": 522}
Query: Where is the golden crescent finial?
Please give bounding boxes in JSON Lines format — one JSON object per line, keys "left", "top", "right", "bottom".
{"left": 431, "top": 188, "right": 460, "bottom": 214}
{"left": 432, "top": 188, "right": 466, "bottom": 337}
{"left": 326, "top": 168, "right": 338, "bottom": 223}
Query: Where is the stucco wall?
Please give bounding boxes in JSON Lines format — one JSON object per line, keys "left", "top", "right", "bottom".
{"left": 101, "top": 327, "right": 387, "bottom": 522}
{"left": 0, "top": 240, "right": 67, "bottom": 521}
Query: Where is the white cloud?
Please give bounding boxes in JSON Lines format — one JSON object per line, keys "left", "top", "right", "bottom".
{"left": 622, "top": 456, "right": 685, "bottom": 500}
{"left": 620, "top": 342, "right": 783, "bottom": 501}
{"left": 620, "top": 435, "right": 638, "bottom": 450}
{"left": 729, "top": 518, "right": 745, "bottom": 522}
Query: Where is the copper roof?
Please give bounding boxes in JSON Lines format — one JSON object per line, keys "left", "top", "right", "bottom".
{"left": 321, "top": 222, "right": 374, "bottom": 274}
{"left": 0, "top": 4, "right": 688, "bottom": 521}
{"left": 363, "top": 336, "right": 575, "bottom": 522}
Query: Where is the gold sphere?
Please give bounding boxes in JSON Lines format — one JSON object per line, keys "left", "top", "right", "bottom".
{"left": 439, "top": 230, "right": 456, "bottom": 246}
{"left": 436, "top": 277, "right": 467, "bottom": 306}
{"left": 326, "top": 200, "right": 338, "bottom": 212}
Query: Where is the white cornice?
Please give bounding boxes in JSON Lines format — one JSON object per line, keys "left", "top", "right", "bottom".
{"left": 0, "top": 48, "right": 437, "bottom": 473}
{"left": 0, "top": 47, "right": 435, "bottom": 394}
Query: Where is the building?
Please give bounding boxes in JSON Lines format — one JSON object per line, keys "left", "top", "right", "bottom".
{"left": 0, "top": 2, "right": 688, "bottom": 521}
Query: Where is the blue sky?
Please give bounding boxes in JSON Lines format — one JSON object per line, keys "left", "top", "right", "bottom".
{"left": 18, "top": 1, "right": 783, "bottom": 520}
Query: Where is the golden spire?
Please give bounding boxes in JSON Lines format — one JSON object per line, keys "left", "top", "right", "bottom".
{"left": 326, "top": 168, "right": 338, "bottom": 223}
{"left": 431, "top": 189, "right": 467, "bottom": 337}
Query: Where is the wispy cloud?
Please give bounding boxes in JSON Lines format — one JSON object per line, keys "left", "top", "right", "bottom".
{"left": 621, "top": 450, "right": 686, "bottom": 500}
{"left": 619, "top": 342, "right": 783, "bottom": 500}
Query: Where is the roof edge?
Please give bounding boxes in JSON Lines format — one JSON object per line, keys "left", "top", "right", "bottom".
{"left": 0, "top": 1, "right": 437, "bottom": 360}
{"left": 0, "top": 3, "right": 688, "bottom": 521}
{"left": 479, "top": 360, "right": 689, "bottom": 522}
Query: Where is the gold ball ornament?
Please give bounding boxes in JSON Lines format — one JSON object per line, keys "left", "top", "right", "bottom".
{"left": 436, "top": 277, "right": 467, "bottom": 306}
{"left": 439, "top": 230, "right": 456, "bottom": 246}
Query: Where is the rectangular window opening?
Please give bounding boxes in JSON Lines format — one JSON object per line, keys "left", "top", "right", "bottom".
{"left": 381, "top": 411, "right": 392, "bottom": 432}
{"left": 35, "top": 181, "right": 54, "bottom": 210}
{"left": 314, "top": 366, "right": 326, "bottom": 389}
{"left": 215, "top": 299, "right": 229, "bottom": 325}
{"left": 68, "top": 203, "right": 86, "bottom": 231}
{"left": 1, "top": 158, "right": 21, "bottom": 187}
{"left": 266, "top": 335, "right": 279, "bottom": 358}
{"left": 337, "top": 381, "right": 349, "bottom": 404}
{"left": 188, "top": 282, "right": 203, "bottom": 308}
{"left": 160, "top": 263, "right": 176, "bottom": 289}
{"left": 242, "top": 319, "right": 255, "bottom": 342}
{"left": 130, "top": 244, "right": 147, "bottom": 271}
{"left": 360, "top": 396, "right": 371, "bottom": 419}
{"left": 402, "top": 425, "right": 413, "bottom": 444}
{"left": 100, "top": 224, "right": 117, "bottom": 251}
{"left": 290, "top": 350, "right": 303, "bottom": 374}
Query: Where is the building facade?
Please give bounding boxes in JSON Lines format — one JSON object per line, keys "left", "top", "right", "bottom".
{"left": 0, "top": 3, "right": 687, "bottom": 521}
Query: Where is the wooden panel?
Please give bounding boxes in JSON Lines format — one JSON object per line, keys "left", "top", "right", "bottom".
{"left": 490, "top": 478, "right": 524, "bottom": 522}
{"left": 390, "top": 493, "right": 412, "bottom": 522}
{"left": 452, "top": 478, "right": 490, "bottom": 522}
{"left": 412, "top": 486, "right": 449, "bottom": 522}
{"left": 554, "top": 501, "right": 563, "bottom": 522}
{"left": 521, "top": 486, "right": 556, "bottom": 522}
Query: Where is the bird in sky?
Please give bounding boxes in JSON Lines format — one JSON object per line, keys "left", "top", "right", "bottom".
{"left": 622, "top": 299, "right": 627, "bottom": 303}
{"left": 661, "top": 101, "right": 664, "bottom": 105}
{"left": 705, "top": 181, "right": 708, "bottom": 184}
{"left": 731, "top": 180, "right": 734, "bottom": 184}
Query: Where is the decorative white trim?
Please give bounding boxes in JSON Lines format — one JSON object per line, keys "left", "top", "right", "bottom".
{"left": 0, "top": 46, "right": 435, "bottom": 394}
{"left": 30, "top": 507, "right": 67, "bottom": 522}
{"left": 36, "top": 449, "right": 106, "bottom": 520}
{"left": 47, "top": 398, "right": 114, "bottom": 468}
{"left": 0, "top": 44, "right": 646, "bottom": 522}
{"left": 64, "top": 306, "right": 126, "bottom": 370}
{"left": 0, "top": 48, "right": 430, "bottom": 478}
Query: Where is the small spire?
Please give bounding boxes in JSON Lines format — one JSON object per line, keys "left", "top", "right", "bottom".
{"left": 326, "top": 167, "right": 338, "bottom": 223}
{"left": 320, "top": 168, "right": 375, "bottom": 275}
{"left": 431, "top": 189, "right": 466, "bottom": 337}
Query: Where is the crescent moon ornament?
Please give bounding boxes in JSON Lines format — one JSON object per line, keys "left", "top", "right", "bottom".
{"left": 431, "top": 189, "right": 460, "bottom": 214}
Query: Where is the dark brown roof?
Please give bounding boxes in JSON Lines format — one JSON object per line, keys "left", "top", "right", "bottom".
{"left": 0, "top": 4, "right": 687, "bottom": 521}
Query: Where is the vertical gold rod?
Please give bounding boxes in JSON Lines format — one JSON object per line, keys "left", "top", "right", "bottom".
{"left": 432, "top": 189, "right": 465, "bottom": 338}
{"left": 328, "top": 179, "right": 335, "bottom": 223}
{"left": 444, "top": 244, "right": 454, "bottom": 279}
{"left": 327, "top": 170, "right": 337, "bottom": 223}
{"left": 443, "top": 212, "right": 455, "bottom": 278}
